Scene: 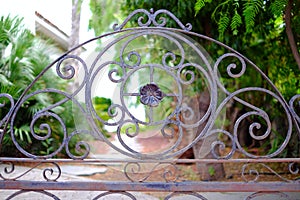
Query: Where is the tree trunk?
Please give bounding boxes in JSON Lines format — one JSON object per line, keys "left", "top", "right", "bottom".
{"left": 185, "top": 91, "right": 225, "bottom": 181}
{"left": 68, "top": 0, "right": 83, "bottom": 88}
{"left": 69, "top": 0, "right": 82, "bottom": 53}
{"left": 285, "top": 0, "right": 300, "bottom": 71}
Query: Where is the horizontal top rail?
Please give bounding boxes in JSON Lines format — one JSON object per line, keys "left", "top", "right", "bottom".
{"left": 1, "top": 158, "right": 300, "bottom": 164}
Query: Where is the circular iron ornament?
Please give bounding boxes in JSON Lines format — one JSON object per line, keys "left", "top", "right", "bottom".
{"left": 139, "top": 83, "right": 165, "bottom": 107}
{"left": 0, "top": 8, "right": 297, "bottom": 161}
{"left": 87, "top": 29, "right": 217, "bottom": 159}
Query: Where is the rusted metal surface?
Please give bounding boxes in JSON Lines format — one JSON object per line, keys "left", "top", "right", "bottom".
{"left": 0, "top": 8, "right": 299, "bottom": 199}
{"left": 1, "top": 181, "right": 300, "bottom": 192}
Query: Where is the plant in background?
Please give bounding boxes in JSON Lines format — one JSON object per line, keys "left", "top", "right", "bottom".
{"left": 208, "top": 166, "right": 215, "bottom": 177}
{"left": 92, "top": 96, "right": 112, "bottom": 137}
{"left": 0, "top": 15, "right": 76, "bottom": 157}
{"left": 195, "top": 0, "right": 299, "bottom": 157}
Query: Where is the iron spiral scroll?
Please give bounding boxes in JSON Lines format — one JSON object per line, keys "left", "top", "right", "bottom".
{"left": 0, "top": 8, "right": 298, "bottom": 164}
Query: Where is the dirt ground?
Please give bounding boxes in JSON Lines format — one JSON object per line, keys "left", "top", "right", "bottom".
{"left": 80, "top": 132, "right": 299, "bottom": 183}
{"left": 12, "top": 131, "right": 299, "bottom": 184}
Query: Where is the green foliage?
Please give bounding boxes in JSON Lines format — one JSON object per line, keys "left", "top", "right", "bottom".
{"left": 0, "top": 15, "right": 23, "bottom": 46}
{"left": 208, "top": 166, "right": 215, "bottom": 176}
{"left": 218, "top": 13, "right": 230, "bottom": 41}
{"left": 195, "top": 0, "right": 212, "bottom": 15}
{"left": 270, "top": 0, "right": 288, "bottom": 16}
{"left": 40, "top": 138, "right": 55, "bottom": 155}
{"left": 89, "top": 0, "right": 122, "bottom": 36}
{"left": 195, "top": 0, "right": 294, "bottom": 41}
{"left": 92, "top": 96, "right": 112, "bottom": 135}
{"left": 0, "top": 15, "right": 75, "bottom": 157}
{"left": 13, "top": 125, "right": 31, "bottom": 144}
{"left": 88, "top": 0, "right": 103, "bottom": 36}
{"left": 92, "top": 96, "right": 112, "bottom": 121}
{"left": 179, "top": 165, "right": 199, "bottom": 181}
{"left": 242, "top": 0, "right": 264, "bottom": 33}
{"left": 193, "top": 0, "right": 299, "bottom": 97}
{"left": 230, "top": 10, "right": 242, "bottom": 35}
{"left": 268, "top": 130, "right": 287, "bottom": 157}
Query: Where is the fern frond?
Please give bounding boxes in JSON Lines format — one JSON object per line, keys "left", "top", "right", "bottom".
{"left": 231, "top": 10, "right": 242, "bottom": 35}
{"left": 195, "top": 0, "right": 212, "bottom": 15}
{"left": 218, "top": 13, "right": 230, "bottom": 40}
{"left": 270, "top": 0, "right": 287, "bottom": 16}
{"left": 195, "top": 0, "right": 205, "bottom": 15}
{"left": 243, "top": 0, "right": 264, "bottom": 33}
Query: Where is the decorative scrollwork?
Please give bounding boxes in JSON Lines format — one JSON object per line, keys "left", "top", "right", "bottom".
{"left": 241, "top": 163, "right": 294, "bottom": 183}
{"left": 119, "top": 36, "right": 142, "bottom": 68}
{"left": 0, "top": 93, "right": 14, "bottom": 126}
{"left": 113, "top": 8, "right": 192, "bottom": 31}
{"left": 161, "top": 163, "right": 179, "bottom": 182}
{"left": 5, "top": 88, "right": 79, "bottom": 158}
{"left": 56, "top": 55, "right": 87, "bottom": 81}
{"left": 0, "top": 8, "right": 300, "bottom": 199}
{"left": 124, "top": 162, "right": 179, "bottom": 182}
{"left": 165, "top": 192, "right": 208, "bottom": 200}
{"left": 114, "top": 120, "right": 141, "bottom": 155}
{"left": 179, "top": 104, "right": 195, "bottom": 122}
{"left": 84, "top": 26, "right": 220, "bottom": 159}
{"left": 215, "top": 53, "right": 246, "bottom": 78}
{"left": 0, "top": 162, "right": 15, "bottom": 180}
{"left": 176, "top": 62, "right": 215, "bottom": 130}
{"left": 208, "top": 129, "right": 236, "bottom": 159}
{"left": 289, "top": 94, "right": 300, "bottom": 125}
{"left": 123, "top": 51, "right": 142, "bottom": 68}
{"left": 177, "top": 64, "right": 196, "bottom": 85}
{"left": 42, "top": 162, "right": 61, "bottom": 181}
{"left": 161, "top": 121, "right": 178, "bottom": 139}
{"left": 288, "top": 162, "right": 299, "bottom": 175}
{"left": 107, "top": 62, "right": 126, "bottom": 83}
{"left": 108, "top": 104, "right": 125, "bottom": 121}
{"left": 65, "top": 130, "right": 91, "bottom": 159}
{"left": 6, "top": 190, "right": 60, "bottom": 200}
{"left": 234, "top": 110, "right": 272, "bottom": 156}
{"left": 162, "top": 52, "right": 177, "bottom": 68}
{"left": 0, "top": 162, "right": 61, "bottom": 181}
{"left": 93, "top": 191, "right": 137, "bottom": 200}
{"left": 14, "top": 110, "right": 67, "bottom": 158}
{"left": 30, "top": 112, "right": 57, "bottom": 141}
{"left": 117, "top": 119, "right": 140, "bottom": 138}
{"left": 242, "top": 163, "right": 260, "bottom": 182}
{"left": 245, "top": 191, "right": 290, "bottom": 200}
{"left": 214, "top": 53, "right": 247, "bottom": 95}
{"left": 213, "top": 87, "right": 293, "bottom": 158}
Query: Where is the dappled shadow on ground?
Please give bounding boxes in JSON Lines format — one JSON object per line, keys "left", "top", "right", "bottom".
{"left": 83, "top": 132, "right": 298, "bottom": 183}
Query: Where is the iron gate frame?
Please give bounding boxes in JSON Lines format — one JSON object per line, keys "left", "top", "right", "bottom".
{"left": 0, "top": 8, "right": 300, "bottom": 199}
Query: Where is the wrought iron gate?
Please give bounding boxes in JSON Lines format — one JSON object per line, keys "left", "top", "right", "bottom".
{"left": 0, "top": 8, "right": 299, "bottom": 199}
